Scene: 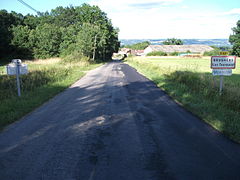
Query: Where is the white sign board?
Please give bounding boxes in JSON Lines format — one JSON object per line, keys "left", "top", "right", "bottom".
{"left": 211, "top": 56, "right": 236, "bottom": 69}
{"left": 6, "top": 64, "right": 28, "bottom": 75}
{"left": 6, "top": 64, "right": 17, "bottom": 75}
{"left": 19, "top": 64, "right": 28, "bottom": 74}
{"left": 212, "top": 69, "right": 232, "bottom": 76}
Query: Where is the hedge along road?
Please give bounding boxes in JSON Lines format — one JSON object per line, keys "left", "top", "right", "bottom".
{"left": 1, "top": 60, "right": 240, "bottom": 180}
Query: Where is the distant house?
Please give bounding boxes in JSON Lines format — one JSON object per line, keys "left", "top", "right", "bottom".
{"left": 144, "top": 45, "right": 214, "bottom": 55}
{"left": 118, "top": 48, "right": 144, "bottom": 56}
{"left": 118, "top": 48, "right": 131, "bottom": 55}
{"left": 130, "top": 49, "right": 145, "bottom": 56}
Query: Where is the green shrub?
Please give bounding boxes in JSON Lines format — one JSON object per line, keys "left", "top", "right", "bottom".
{"left": 169, "top": 52, "right": 179, "bottom": 56}
{"left": 203, "top": 49, "right": 220, "bottom": 56}
{"left": 62, "top": 49, "right": 90, "bottom": 63}
{"left": 147, "top": 51, "right": 167, "bottom": 56}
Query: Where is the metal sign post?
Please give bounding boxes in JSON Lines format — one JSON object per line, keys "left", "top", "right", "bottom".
{"left": 219, "top": 75, "right": 224, "bottom": 95}
{"left": 16, "top": 60, "right": 21, "bottom": 97}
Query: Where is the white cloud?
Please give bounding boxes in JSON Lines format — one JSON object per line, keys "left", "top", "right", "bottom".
{"left": 181, "top": 5, "right": 189, "bottom": 9}
{"left": 224, "top": 8, "right": 240, "bottom": 15}
{"left": 89, "top": 0, "right": 238, "bottom": 39}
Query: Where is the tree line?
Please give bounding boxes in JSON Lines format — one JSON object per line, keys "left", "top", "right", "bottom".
{"left": 122, "top": 39, "right": 183, "bottom": 50}
{"left": 0, "top": 4, "right": 120, "bottom": 61}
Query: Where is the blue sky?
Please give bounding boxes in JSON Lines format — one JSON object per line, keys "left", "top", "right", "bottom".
{"left": 1, "top": 0, "right": 240, "bottom": 39}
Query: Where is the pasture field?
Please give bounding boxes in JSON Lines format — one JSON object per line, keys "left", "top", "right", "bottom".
{"left": 0, "top": 58, "right": 101, "bottom": 129}
{"left": 126, "top": 56, "right": 240, "bottom": 143}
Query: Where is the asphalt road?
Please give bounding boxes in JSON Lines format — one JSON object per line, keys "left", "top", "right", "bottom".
{"left": 1, "top": 61, "right": 240, "bottom": 180}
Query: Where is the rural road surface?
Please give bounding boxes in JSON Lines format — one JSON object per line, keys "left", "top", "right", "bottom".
{"left": 1, "top": 60, "right": 240, "bottom": 180}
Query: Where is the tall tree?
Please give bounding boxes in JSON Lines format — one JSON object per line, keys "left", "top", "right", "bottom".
{"left": 229, "top": 20, "right": 240, "bottom": 57}
{"left": 23, "top": 14, "right": 40, "bottom": 29}
{"left": 0, "top": 10, "right": 23, "bottom": 58}
{"left": 75, "top": 23, "right": 99, "bottom": 59}
{"left": 30, "top": 23, "right": 62, "bottom": 58}
{"left": 59, "top": 23, "right": 80, "bottom": 56}
{"left": 50, "top": 6, "right": 78, "bottom": 27}
{"left": 11, "top": 25, "right": 33, "bottom": 58}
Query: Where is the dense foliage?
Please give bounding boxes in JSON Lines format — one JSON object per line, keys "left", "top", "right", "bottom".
{"left": 123, "top": 41, "right": 150, "bottom": 50}
{"left": 229, "top": 20, "right": 240, "bottom": 57}
{"left": 163, "top": 38, "right": 183, "bottom": 45}
{"left": 0, "top": 10, "right": 24, "bottom": 59}
{"left": 0, "top": 4, "right": 120, "bottom": 61}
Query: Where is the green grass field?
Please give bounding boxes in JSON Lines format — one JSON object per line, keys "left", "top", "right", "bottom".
{"left": 137, "top": 56, "right": 240, "bottom": 73}
{"left": 0, "top": 58, "right": 102, "bottom": 129}
{"left": 126, "top": 56, "right": 240, "bottom": 143}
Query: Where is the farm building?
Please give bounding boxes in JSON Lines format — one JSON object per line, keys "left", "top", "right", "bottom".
{"left": 118, "top": 48, "right": 145, "bottom": 56}
{"left": 144, "top": 45, "right": 214, "bottom": 55}
{"left": 118, "top": 48, "right": 131, "bottom": 55}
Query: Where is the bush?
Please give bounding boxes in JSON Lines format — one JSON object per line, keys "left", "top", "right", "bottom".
{"left": 62, "top": 49, "right": 90, "bottom": 63}
{"left": 203, "top": 49, "right": 220, "bottom": 56}
{"left": 169, "top": 52, "right": 179, "bottom": 56}
{"left": 147, "top": 51, "right": 167, "bottom": 56}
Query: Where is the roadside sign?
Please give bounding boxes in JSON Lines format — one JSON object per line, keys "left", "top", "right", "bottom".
{"left": 219, "top": 51, "right": 229, "bottom": 56}
{"left": 211, "top": 56, "right": 237, "bottom": 95}
{"left": 6, "top": 64, "right": 28, "bottom": 75}
{"left": 7, "top": 64, "right": 17, "bottom": 75}
{"left": 6, "top": 59, "right": 28, "bottom": 97}
{"left": 19, "top": 64, "right": 28, "bottom": 74}
{"left": 211, "top": 56, "right": 236, "bottom": 69}
{"left": 212, "top": 69, "right": 232, "bottom": 76}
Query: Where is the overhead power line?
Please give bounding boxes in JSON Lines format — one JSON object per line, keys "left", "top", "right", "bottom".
{"left": 17, "top": 0, "right": 41, "bottom": 15}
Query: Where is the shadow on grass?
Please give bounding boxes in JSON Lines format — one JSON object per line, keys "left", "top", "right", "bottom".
{"left": 0, "top": 70, "right": 55, "bottom": 101}
{"left": 0, "top": 65, "right": 83, "bottom": 128}
{"left": 0, "top": 47, "right": 34, "bottom": 66}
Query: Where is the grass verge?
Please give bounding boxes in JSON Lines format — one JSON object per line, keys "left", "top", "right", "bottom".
{"left": 126, "top": 56, "right": 240, "bottom": 143}
{"left": 0, "top": 58, "right": 102, "bottom": 129}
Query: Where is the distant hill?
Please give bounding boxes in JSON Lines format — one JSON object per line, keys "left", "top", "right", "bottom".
{"left": 120, "top": 39, "right": 231, "bottom": 47}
